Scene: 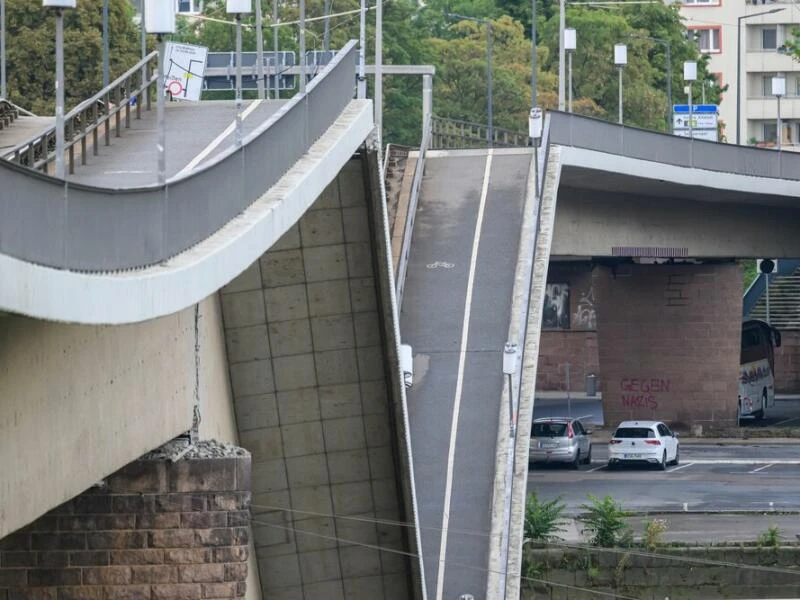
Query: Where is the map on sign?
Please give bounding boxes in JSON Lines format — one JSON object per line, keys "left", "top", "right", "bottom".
{"left": 163, "top": 42, "right": 208, "bottom": 102}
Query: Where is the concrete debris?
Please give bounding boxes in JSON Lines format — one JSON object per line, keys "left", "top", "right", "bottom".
{"left": 141, "top": 438, "right": 249, "bottom": 462}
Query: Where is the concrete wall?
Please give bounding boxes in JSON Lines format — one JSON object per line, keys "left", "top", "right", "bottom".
{"left": 523, "top": 546, "right": 800, "bottom": 599}
{"left": 537, "top": 263, "right": 600, "bottom": 393}
{"left": 552, "top": 187, "right": 800, "bottom": 259}
{"left": 594, "top": 263, "right": 743, "bottom": 429}
{"left": 0, "top": 452, "right": 251, "bottom": 599}
{"left": 219, "top": 156, "right": 415, "bottom": 600}
{"left": 0, "top": 295, "right": 236, "bottom": 541}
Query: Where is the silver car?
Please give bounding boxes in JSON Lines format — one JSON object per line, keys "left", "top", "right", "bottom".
{"left": 529, "top": 417, "right": 593, "bottom": 468}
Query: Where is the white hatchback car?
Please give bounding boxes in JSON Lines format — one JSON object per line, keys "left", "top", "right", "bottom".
{"left": 607, "top": 420, "right": 679, "bottom": 470}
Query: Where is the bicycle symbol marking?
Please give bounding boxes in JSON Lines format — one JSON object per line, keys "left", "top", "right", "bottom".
{"left": 426, "top": 261, "right": 455, "bottom": 269}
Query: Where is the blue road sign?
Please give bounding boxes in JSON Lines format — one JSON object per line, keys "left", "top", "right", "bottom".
{"left": 673, "top": 104, "right": 718, "bottom": 114}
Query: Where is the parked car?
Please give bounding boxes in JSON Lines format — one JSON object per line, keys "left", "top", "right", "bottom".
{"left": 529, "top": 417, "right": 592, "bottom": 468}
{"left": 607, "top": 420, "right": 679, "bottom": 470}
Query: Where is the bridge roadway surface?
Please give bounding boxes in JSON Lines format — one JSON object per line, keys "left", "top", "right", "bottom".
{"left": 47, "top": 99, "right": 285, "bottom": 187}
{"left": 401, "top": 148, "right": 533, "bottom": 600}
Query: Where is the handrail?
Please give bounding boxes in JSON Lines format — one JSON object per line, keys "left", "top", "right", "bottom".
{"left": 395, "top": 114, "right": 431, "bottom": 310}
{"left": 0, "top": 41, "right": 359, "bottom": 272}
{"left": 3, "top": 51, "right": 158, "bottom": 173}
{"left": 0, "top": 98, "right": 18, "bottom": 130}
{"left": 430, "top": 115, "right": 530, "bottom": 149}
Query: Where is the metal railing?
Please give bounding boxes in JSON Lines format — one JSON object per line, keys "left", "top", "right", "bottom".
{"left": 0, "top": 99, "right": 19, "bottom": 130}
{"left": 549, "top": 110, "right": 800, "bottom": 181}
{"left": 431, "top": 116, "right": 530, "bottom": 149}
{"left": 3, "top": 52, "right": 157, "bottom": 174}
{"left": 0, "top": 41, "right": 358, "bottom": 272}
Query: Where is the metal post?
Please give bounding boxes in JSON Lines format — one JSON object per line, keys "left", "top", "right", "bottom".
{"left": 357, "top": 0, "right": 366, "bottom": 99}
{"left": 255, "top": 0, "right": 265, "bottom": 99}
{"left": 736, "top": 15, "right": 743, "bottom": 145}
{"left": 567, "top": 51, "right": 573, "bottom": 113}
{"left": 565, "top": 362, "right": 572, "bottom": 418}
{"left": 140, "top": 0, "right": 146, "bottom": 90}
{"left": 688, "top": 84, "right": 693, "bottom": 140}
{"left": 531, "top": 0, "right": 536, "bottom": 108}
{"left": 55, "top": 9, "right": 65, "bottom": 179}
{"left": 618, "top": 67, "right": 623, "bottom": 125}
{"left": 375, "top": 0, "right": 383, "bottom": 144}
{"left": 558, "top": 0, "right": 565, "bottom": 110}
{"left": 1, "top": 0, "right": 6, "bottom": 99}
{"left": 486, "top": 21, "right": 493, "bottom": 146}
{"left": 422, "top": 73, "right": 432, "bottom": 130}
{"left": 272, "top": 0, "right": 278, "bottom": 99}
{"left": 299, "top": 0, "right": 305, "bottom": 94}
{"left": 102, "top": 0, "right": 109, "bottom": 88}
{"left": 157, "top": 34, "right": 166, "bottom": 185}
{"left": 235, "top": 13, "right": 243, "bottom": 147}
{"left": 777, "top": 94, "right": 782, "bottom": 151}
{"left": 766, "top": 273, "right": 771, "bottom": 325}
{"left": 323, "top": 0, "right": 330, "bottom": 51}
{"left": 665, "top": 42, "right": 672, "bottom": 133}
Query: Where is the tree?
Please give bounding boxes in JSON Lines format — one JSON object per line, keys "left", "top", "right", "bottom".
{"left": 5, "top": 0, "right": 142, "bottom": 114}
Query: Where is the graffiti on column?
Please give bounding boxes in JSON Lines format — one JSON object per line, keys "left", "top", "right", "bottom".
{"left": 543, "top": 284, "right": 570, "bottom": 329}
{"left": 573, "top": 285, "right": 597, "bottom": 330}
{"left": 620, "top": 378, "right": 671, "bottom": 410}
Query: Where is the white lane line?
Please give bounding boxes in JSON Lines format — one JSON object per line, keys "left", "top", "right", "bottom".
{"left": 667, "top": 462, "right": 695, "bottom": 472}
{"left": 434, "top": 150, "right": 493, "bottom": 600}
{"left": 774, "top": 416, "right": 800, "bottom": 426}
{"left": 750, "top": 463, "right": 775, "bottom": 473}
{"left": 174, "top": 100, "right": 263, "bottom": 177}
{"left": 587, "top": 464, "right": 606, "bottom": 473}
{"left": 686, "top": 459, "right": 800, "bottom": 465}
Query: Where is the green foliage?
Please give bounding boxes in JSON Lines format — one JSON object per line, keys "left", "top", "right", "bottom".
{"left": 643, "top": 517, "right": 668, "bottom": 551}
{"left": 524, "top": 493, "right": 567, "bottom": 541}
{"left": 4, "top": 0, "right": 143, "bottom": 114}
{"left": 580, "top": 494, "right": 630, "bottom": 548}
{"left": 741, "top": 260, "right": 757, "bottom": 291}
{"left": 758, "top": 525, "right": 782, "bottom": 549}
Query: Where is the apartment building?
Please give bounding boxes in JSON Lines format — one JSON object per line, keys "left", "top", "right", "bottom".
{"left": 678, "top": 0, "right": 800, "bottom": 148}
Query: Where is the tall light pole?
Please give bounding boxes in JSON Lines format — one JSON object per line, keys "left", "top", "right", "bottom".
{"left": 144, "top": 0, "right": 175, "bottom": 186}
{"left": 272, "top": 0, "right": 278, "bottom": 99}
{"left": 736, "top": 8, "right": 784, "bottom": 145}
{"left": 2, "top": 0, "right": 7, "bottom": 99}
{"left": 629, "top": 34, "right": 672, "bottom": 133}
{"left": 227, "top": 0, "right": 251, "bottom": 149}
{"left": 375, "top": 0, "right": 383, "bottom": 143}
{"left": 102, "top": 0, "right": 109, "bottom": 87}
{"left": 772, "top": 74, "right": 785, "bottom": 151}
{"left": 614, "top": 43, "right": 626, "bottom": 125}
{"left": 357, "top": 0, "right": 366, "bottom": 99}
{"left": 684, "top": 60, "right": 696, "bottom": 139}
{"left": 44, "top": 0, "right": 76, "bottom": 180}
{"left": 530, "top": 0, "right": 536, "bottom": 108}
{"left": 449, "top": 13, "right": 493, "bottom": 145}
{"left": 558, "top": 0, "right": 565, "bottom": 110}
{"left": 255, "top": 0, "right": 265, "bottom": 99}
{"left": 565, "top": 28, "right": 576, "bottom": 113}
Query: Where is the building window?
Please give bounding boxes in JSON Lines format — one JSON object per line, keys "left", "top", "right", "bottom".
{"left": 692, "top": 27, "right": 722, "bottom": 53}
{"left": 763, "top": 122, "right": 777, "bottom": 143}
{"left": 763, "top": 75, "right": 776, "bottom": 97}
{"left": 762, "top": 27, "right": 778, "bottom": 50}
{"left": 177, "top": 0, "right": 201, "bottom": 13}
{"left": 795, "top": 76, "right": 800, "bottom": 97}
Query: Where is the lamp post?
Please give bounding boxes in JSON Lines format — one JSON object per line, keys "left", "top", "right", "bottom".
{"left": 736, "top": 8, "right": 784, "bottom": 144}
{"left": 684, "top": 61, "right": 696, "bottom": 139}
{"left": 565, "top": 28, "right": 576, "bottom": 113}
{"left": 357, "top": 0, "right": 366, "bottom": 98}
{"left": 629, "top": 34, "right": 672, "bottom": 133}
{"left": 299, "top": 0, "right": 306, "bottom": 94}
{"left": 772, "top": 74, "right": 785, "bottom": 151}
{"left": 272, "top": 0, "right": 278, "bottom": 99}
{"left": 614, "top": 44, "right": 626, "bottom": 125}
{"left": 449, "top": 13, "right": 493, "bottom": 145}
{"left": 254, "top": 0, "right": 265, "bottom": 99}
{"left": 43, "top": 0, "right": 76, "bottom": 180}
{"left": 530, "top": 0, "right": 536, "bottom": 109}
{"left": 144, "top": 0, "right": 175, "bottom": 186}
{"left": 102, "top": 0, "right": 109, "bottom": 87}
{"left": 1, "top": 0, "right": 6, "bottom": 99}
{"left": 227, "top": 0, "right": 251, "bottom": 149}
{"left": 558, "top": 0, "right": 565, "bottom": 110}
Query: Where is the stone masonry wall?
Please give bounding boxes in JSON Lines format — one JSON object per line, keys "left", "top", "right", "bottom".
{"left": 595, "top": 263, "right": 743, "bottom": 430}
{"left": 537, "top": 263, "right": 600, "bottom": 393}
{"left": 0, "top": 450, "right": 251, "bottom": 600}
{"left": 774, "top": 330, "right": 800, "bottom": 394}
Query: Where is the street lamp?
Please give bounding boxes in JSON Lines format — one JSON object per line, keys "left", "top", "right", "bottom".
{"left": 629, "top": 34, "right": 672, "bottom": 133}
{"left": 144, "top": 0, "right": 175, "bottom": 186}
{"left": 614, "top": 44, "right": 626, "bottom": 125}
{"left": 736, "top": 8, "right": 785, "bottom": 145}
{"left": 772, "top": 74, "right": 785, "bottom": 151}
{"left": 684, "top": 61, "right": 696, "bottom": 139}
{"left": 2, "top": 0, "right": 7, "bottom": 99}
{"left": 449, "top": 13, "right": 494, "bottom": 145}
{"left": 43, "top": 0, "right": 76, "bottom": 180}
{"left": 565, "top": 28, "right": 576, "bottom": 113}
{"left": 227, "top": 0, "right": 252, "bottom": 149}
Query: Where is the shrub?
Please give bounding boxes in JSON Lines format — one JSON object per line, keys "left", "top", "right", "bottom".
{"left": 580, "top": 494, "right": 630, "bottom": 547}
{"left": 758, "top": 525, "right": 782, "bottom": 549}
{"left": 644, "top": 518, "right": 668, "bottom": 551}
{"left": 524, "top": 493, "right": 567, "bottom": 542}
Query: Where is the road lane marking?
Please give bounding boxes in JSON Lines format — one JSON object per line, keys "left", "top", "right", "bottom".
{"left": 750, "top": 463, "right": 774, "bottom": 473}
{"left": 774, "top": 416, "right": 800, "bottom": 426}
{"left": 435, "top": 150, "right": 493, "bottom": 600}
{"left": 678, "top": 459, "right": 800, "bottom": 465}
{"left": 174, "top": 99, "right": 263, "bottom": 177}
{"left": 667, "top": 462, "right": 695, "bottom": 472}
{"left": 587, "top": 464, "right": 606, "bottom": 473}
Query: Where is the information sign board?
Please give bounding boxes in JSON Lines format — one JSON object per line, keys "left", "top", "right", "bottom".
{"left": 163, "top": 42, "right": 208, "bottom": 101}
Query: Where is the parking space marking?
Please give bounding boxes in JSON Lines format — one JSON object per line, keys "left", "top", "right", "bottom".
{"left": 749, "top": 463, "right": 774, "bottom": 473}
{"left": 774, "top": 416, "right": 800, "bottom": 426}
{"left": 667, "top": 462, "right": 695, "bottom": 472}
{"left": 587, "top": 464, "right": 606, "bottom": 473}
